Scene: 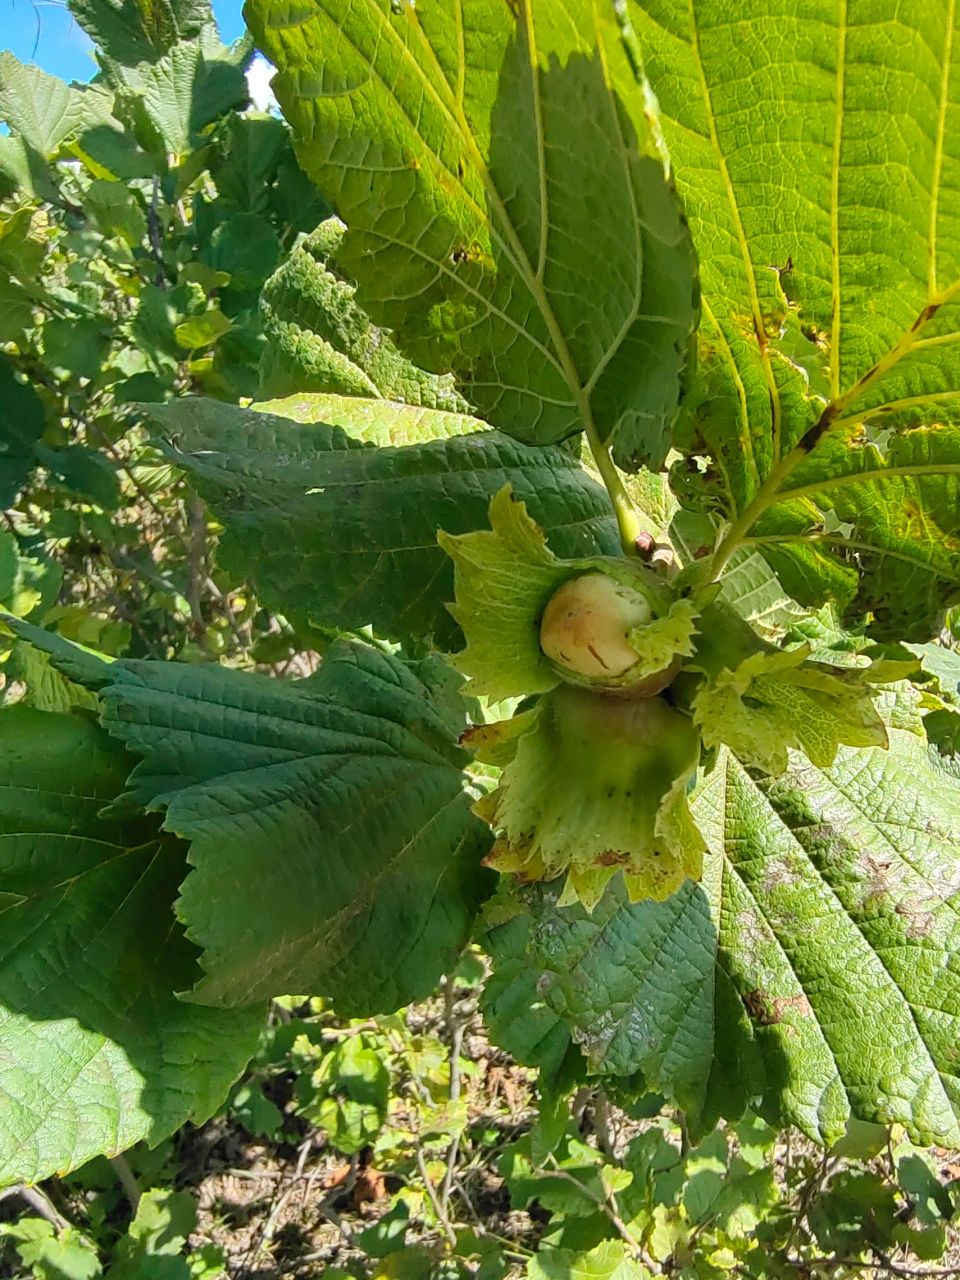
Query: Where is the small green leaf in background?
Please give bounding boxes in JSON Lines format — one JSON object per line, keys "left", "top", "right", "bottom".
{"left": 808, "top": 1169, "right": 899, "bottom": 1257}
{"left": 896, "top": 1145, "right": 955, "bottom": 1251}
{"left": 304, "top": 1035, "right": 391, "bottom": 1154}
{"left": 0, "top": 532, "right": 62, "bottom": 620}
{"left": 210, "top": 113, "right": 288, "bottom": 215}
{"left": 354, "top": 1199, "right": 411, "bottom": 1258}
{"left": 174, "top": 308, "right": 233, "bottom": 350}
{"left": 84, "top": 178, "right": 147, "bottom": 246}
{"left": 42, "top": 317, "right": 112, "bottom": 383}
{"left": 229, "top": 1082, "right": 284, "bottom": 1139}
{"left": 0, "top": 1217, "right": 101, "bottom": 1280}
{"left": 201, "top": 212, "right": 280, "bottom": 291}
{"left": 108, "top": 1188, "right": 197, "bottom": 1280}
{"left": 527, "top": 1239, "right": 651, "bottom": 1280}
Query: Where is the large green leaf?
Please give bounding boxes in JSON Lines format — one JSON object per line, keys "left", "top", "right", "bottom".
{"left": 100, "top": 24, "right": 249, "bottom": 156}
{"left": 496, "top": 722, "right": 960, "bottom": 1147}
{"left": 0, "top": 706, "right": 261, "bottom": 1186}
{"left": 0, "top": 56, "right": 116, "bottom": 157}
{"left": 68, "top": 0, "right": 213, "bottom": 65}
{"left": 91, "top": 638, "right": 494, "bottom": 1010}
{"left": 259, "top": 219, "right": 471, "bottom": 411}
{"left": 246, "top": 0, "right": 698, "bottom": 469}
{"left": 149, "top": 396, "right": 620, "bottom": 646}
{"left": 630, "top": 1, "right": 960, "bottom": 634}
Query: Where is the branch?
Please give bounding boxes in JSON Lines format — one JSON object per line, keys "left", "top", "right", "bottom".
{"left": 416, "top": 1145, "right": 457, "bottom": 1248}
{"left": 439, "top": 974, "right": 469, "bottom": 1213}
{"left": 541, "top": 1159, "right": 656, "bottom": 1270}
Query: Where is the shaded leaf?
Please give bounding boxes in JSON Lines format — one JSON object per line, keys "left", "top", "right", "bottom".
{"left": 91, "top": 638, "right": 494, "bottom": 1010}
{"left": 0, "top": 707, "right": 261, "bottom": 1186}
{"left": 69, "top": 0, "right": 213, "bottom": 64}
{"left": 258, "top": 219, "right": 471, "bottom": 410}
{"left": 149, "top": 396, "right": 620, "bottom": 646}
{"left": 0, "top": 355, "right": 44, "bottom": 507}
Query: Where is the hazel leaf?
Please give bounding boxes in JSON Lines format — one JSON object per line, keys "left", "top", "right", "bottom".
{"left": 692, "top": 644, "right": 892, "bottom": 776}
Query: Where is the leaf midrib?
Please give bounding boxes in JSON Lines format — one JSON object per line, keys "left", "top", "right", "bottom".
{"left": 372, "top": 0, "right": 641, "bottom": 448}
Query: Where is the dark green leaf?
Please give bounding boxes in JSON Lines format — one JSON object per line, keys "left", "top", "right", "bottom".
{"left": 0, "top": 706, "right": 261, "bottom": 1186}
{"left": 0, "top": 356, "right": 44, "bottom": 507}
{"left": 69, "top": 0, "right": 213, "bottom": 65}
{"left": 42, "top": 317, "right": 112, "bottom": 383}
{"left": 210, "top": 113, "right": 288, "bottom": 214}
{"left": 200, "top": 211, "right": 280, "bottom": 290}
{"left": 150, "top": 395, "right": 620, "bottom": 646}
{"left": 92, "top": 638, "right": 494, "bottom": 1010}
{"left": 36, "top": 444, "right": 121, "bottom": 509}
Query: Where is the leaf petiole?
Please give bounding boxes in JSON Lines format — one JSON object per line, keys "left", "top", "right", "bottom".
{"left": 584, "top": 426, "right": 644, "bottom": 555}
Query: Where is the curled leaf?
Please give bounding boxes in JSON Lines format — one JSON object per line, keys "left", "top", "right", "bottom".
{"left": 692, "top": 644, "right": 893, "bottom": 776}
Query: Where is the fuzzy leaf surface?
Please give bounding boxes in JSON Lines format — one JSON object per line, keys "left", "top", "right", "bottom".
{"left": 246, "top": 0, "right": 698, "bottom": 468}
{"left": 0, "top": 55, "right": 116, "bottom": 156}
{"left": 259, "top": 220, "right": 470, "bottom": 411}
{"left": 151, "top": 397, "right": 620, "bottom": 646}
{"left": 503, "top": 725, "right": 960, "bottom": 1146}
{"left": 69, "top": 0, "right": 212, "bottom": 64}
{"left": 94, "top": 638, "right": 494, "bottom": 1010}
{"left": 0, "top": 707, "right": 261, "bottom": 1186}
{"left": 633, "top": 1, "right": 960, "bottom": 633}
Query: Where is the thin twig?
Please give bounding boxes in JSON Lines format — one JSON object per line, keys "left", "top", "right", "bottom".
{"left": 541, "top": 1159, "right": 656, "bottom": 1269}
{"left": 4, "top": 1185, "right": 72, "bottom": 1232}
{"left": 204, "top": 575, "right": 246, "bottom": 649}
{"left": 439, "top": 975, "right": 468, "bottom": 1214}
{"left": 593, "top": 1088, "right": 617, "bottom": 1160}
{"left": 416, "top": 1145, "right": 457, "bottom": 1248}
{"left": 788, "top": 1256, "right": 960, "bottom": 1278}
{"left": 240, "top": 1137, "right": 314, "bottom": 1277}
{"left": 147, "top": 176, "right": 167, "bottom": 288}
{"left": 185, "top": 492, "right": 207, "bottom": 643}
{"left": 784, "top": 1148, "right": 833, "bottom": 1255}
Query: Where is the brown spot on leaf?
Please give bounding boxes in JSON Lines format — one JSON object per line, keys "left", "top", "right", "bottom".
{"left": 894, "top": 899, "right": 936, "bottom": 939}
{"left": 596, "top": 850, "right": 630, "bottom": 867}
{"left": 911, "top": 300, "right": 941, "bottom": 331}
{"left": 744, "top": 989, "right": 812, "bottom": 1025}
